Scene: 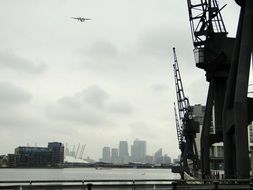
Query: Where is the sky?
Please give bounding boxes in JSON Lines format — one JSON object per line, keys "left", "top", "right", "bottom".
{"left": 0, "top": 0, "right": 241, "bottom": 160}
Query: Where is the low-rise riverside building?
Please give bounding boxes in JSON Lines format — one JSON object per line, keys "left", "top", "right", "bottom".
{"left": 14, "top": 142, "right": 64, "bottom": 168}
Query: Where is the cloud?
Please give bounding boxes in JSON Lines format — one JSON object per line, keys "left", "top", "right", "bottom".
{"left": 129, "top": 121, "right": 159, "bottom": 139}
{"left": 108, "top": 101, "right": 133, "bottom": 114}
{"left": 87, "top": 41, "right": 120, "bottom": 59}
{"left": 151, "top": 83, "right": 170, "bottom": 93}
{"left": 0, "top": 82, "right": 39, "bottom": 130}
{"left": 77, "top": 40, "right": 129, "bottom": 72}
{"left": 47, "top": 102, "right": 111, "bottom": 126}
{"left": 80, "top": 85, "right": 109, "bottom": 108}
{"left": 0, "top": 108, "right": 40, "bottom": 128}
{"left": 135, "top": 27, "right": 171, "bottom": 58}
{"left": 186, "top": 76, "right": 209, "bottom": 105}
{"left": 0, "top": 51, "right": 46, "bottom": 74}
{"left": 0, "top": 81, "right": 32, "bottom": 105}
{"left": 46, "top": 85, "right": 133, "bottom": 127}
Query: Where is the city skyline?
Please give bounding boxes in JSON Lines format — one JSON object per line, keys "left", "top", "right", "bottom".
{"left": 0, "top": 1, "right": 242, "bottom": 161}
{"left": 2, "top": 139, "right": 175, "bottom": 161}
{"left": 101, "top": 139, "right": 173, "bottom": 163}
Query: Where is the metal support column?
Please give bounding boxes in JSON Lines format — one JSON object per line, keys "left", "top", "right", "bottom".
{"left": 201, "top": 82, "right": 214, "bottom": 178}
{"left": 234, "top": 0, "right": 253, "bottom": 179}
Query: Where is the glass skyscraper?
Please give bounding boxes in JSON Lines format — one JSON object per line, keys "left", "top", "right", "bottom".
{"left": 131, "top": 139, "right": 146, "bottom": 163}
{"left": 119, "top": 141, "right": 129, "bottom": 164}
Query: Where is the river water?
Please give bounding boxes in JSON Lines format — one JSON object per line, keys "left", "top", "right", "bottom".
{"left": 0, "top": 168, "right": 179, "bottom": 181}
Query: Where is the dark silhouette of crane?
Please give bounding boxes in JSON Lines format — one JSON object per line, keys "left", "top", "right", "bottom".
{"left": 222, "top": 0, "right": 253, "bottom": 179}
{"left": 187, "top": 0, "right": 227, "bottom": 48}
{"left": 172, "top": 47, "right": 199, "bottom": 177}
{"left": 186, "top": 0, "right": 232, "bottom": 179}
{"left": 186, "top": 0, "right": 253, "bottom": 179}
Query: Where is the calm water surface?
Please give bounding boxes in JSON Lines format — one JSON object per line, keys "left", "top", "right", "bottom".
{"left": 0, "top": 168, "right": 179, "bottom": 180}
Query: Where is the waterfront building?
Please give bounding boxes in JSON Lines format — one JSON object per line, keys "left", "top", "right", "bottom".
{"left": 191, "top": 104, "right": 206, "bottom": 157}
{"left": 119, "top": 141, "right": 129, "bottom": 164}
{"left": 131, "top": 139, "right": 146, "bottom": 163}
{"left": 163, "top": 154, "right": 171, "bottom": 164}
{"left": 7, "top": 154, "right": 15, "bottom": 168}
{"left": 15, "top": 147, "right": 51, "bottom": 167}
{"left": 111, "top": 148, "right": 119, "bottom": 164}
{"left": 14, "top": 142, "right": 64, "bottom": 167}
{"left": 173, "top": 158, "right": 180, "bottom": 164}
{"left": 0, "top": 155, "right": 8, "bottom": 167}
{"left": 154, "top": 148, "right": 162, "bottom": 158}
{"left": 144, "top": 155, "right": 153, "bottom": 164}
{"left": 191, "top": 104, "right": 224, "bottom": 170}
{"left": 154, "top": 148, "right": 163, "bottom": 164}
{"left": 48, "top": 142, "right": 64, "bottom": 167}
{"left": 102, "top": 147, "right": 111, "bottom": 163}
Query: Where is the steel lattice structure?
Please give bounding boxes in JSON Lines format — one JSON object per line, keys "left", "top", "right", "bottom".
{"left": 187, "top": 0, "right": 227, "bottom": 47}
{"left": 172, "top": 48, "right": 199, "bottom": 177}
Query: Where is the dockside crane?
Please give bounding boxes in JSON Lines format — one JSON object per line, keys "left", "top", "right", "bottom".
{"left": 172, "top": 47, "right": 199, "bottom": 177}
{"left": 186, "top": 0, "right": 253, "bottom": 179}
{"left": 186, "top": 0, "right": 233, "bottom": 178}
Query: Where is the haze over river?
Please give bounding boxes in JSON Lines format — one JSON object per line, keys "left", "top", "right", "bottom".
{"left": 0, "top": 168, "right": 179, "bottom": 181}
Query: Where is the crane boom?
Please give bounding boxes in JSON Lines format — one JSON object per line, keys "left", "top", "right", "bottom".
{"left": 172, "top": 47, "right": 199, "bottom": 176}
{"left": 174, "top": 102, "right": 183, "bottom": 149}
{"left": 173, "top": 48, "right": 192, "bottom": 125}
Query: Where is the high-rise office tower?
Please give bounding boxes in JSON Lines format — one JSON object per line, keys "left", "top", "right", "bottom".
{"left": 163, "top": 154, "right": 172, "bottom": 164}
{"left": 119, "top": 141, "right": 129, "bottom": 164}
{"left": 102, "top": 147, "right": 111, "bottom": 163}
{"left": 131, "top": 139, "right": 146, "bottom": 163}
{"left": 111, "top": 148, "right": 119, "bottom": 164}
{"left": 119, "top": 141, "right": 129, "bottom": 157}
{"left": 154, "top": 148, "right": 163, "bottom": 164}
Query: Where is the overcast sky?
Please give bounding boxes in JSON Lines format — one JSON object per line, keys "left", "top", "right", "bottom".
{"left": 0, "top": 0, "right": 241, "bottom": 160}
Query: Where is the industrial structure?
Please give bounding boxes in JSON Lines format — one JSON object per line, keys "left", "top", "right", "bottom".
{"left": 184, "top": 0, "right": 253, "bottom": 179}
{"left": 172, "top": 47, "right": 200, "bottom": 177}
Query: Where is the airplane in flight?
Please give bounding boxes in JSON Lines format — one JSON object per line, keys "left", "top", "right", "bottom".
{"left": 71, "top": 17, "right": 91, "bottom": 22}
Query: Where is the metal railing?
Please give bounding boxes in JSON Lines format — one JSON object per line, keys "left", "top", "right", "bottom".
{"left": 1, "top": 178, "right": 253, "bottom": 189}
